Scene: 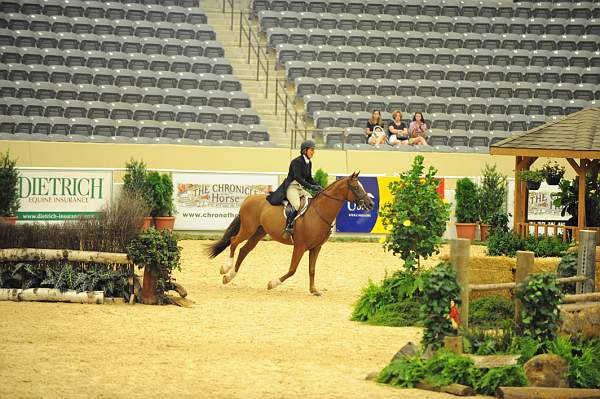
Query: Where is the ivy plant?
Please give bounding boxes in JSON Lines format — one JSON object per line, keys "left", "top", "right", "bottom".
{"left": 380, "top": 155, "right": 450, "bottom": 272}
{"left": 557, "top": 251, "right": 577, "bottom": 294}
{"left": 127, "top": 227, "right": 181, "bottom": 303}
{"left": 515, "top": 273, "right": 563, "bottom": 342}
{"left": 420, "top": 261, "right": 461, "bottom": 349}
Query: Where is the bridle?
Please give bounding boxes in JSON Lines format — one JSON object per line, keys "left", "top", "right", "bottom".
{"left": 309, "top": 178, "right": 373, "bottom": 227}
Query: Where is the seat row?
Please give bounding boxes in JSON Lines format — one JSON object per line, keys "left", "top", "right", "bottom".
{"left": 0, "top": 116, "right": 271, "bottom": 143}
{"left": 1, "top": 99, "right": 261, "bottom": 125}
{"left": 0, "top": 13, "right": 216, "bottom": 41}
{"left": 310, "top": 109, "right": 556, "bottom": 132}
{"left": 267, "top": 27, "right": 600, "bottom": 51}
{"left": 304, "top": 95, "right": 592, "bottom": 119}
{"left": 295, "top": 78, "right": 600, "bottom": 101}
{"left": 0, "top": 80, "right": 252, "bottom": 108}
{"left": 277, "top": 44, "right": 600, "bottom": 70}
{"left": 0, "top": 30, "right": 225, "bottom": 57}
{"left": 285, "top": 61, "right": 600, "bottom": 85}
{"left": 259, "top": 10, "right": 597, "bottom": 36}
{"left": 0, "top": 64, "right": 242, "bottom": 91}
{"left": 1, "top": 1, "right": 205, "bottom": 22}
{"left": 250, "top": 0, "right": 598, "bottom": 19}
{"left": 0, "top": 46, "right": 233, "bottom": 74}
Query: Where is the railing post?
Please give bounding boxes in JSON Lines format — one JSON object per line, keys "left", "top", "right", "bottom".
{"left": 256, "top": 42, "right": 261, "bottom": 80}
{"left": 514, "top": 251, "right": 534, "bottom": 324}
{"left": 222, "top": 0, "right": 225, "bottom": 13}
{"left": 284, "top": 93, "right": 288, "bottom": 133}
{"left": 229, "top": 0, "right": 234, "bottom": 30}
{"left": 238, "top": 12, "right": 243, "bottom": 47}
{"left": 275, "top": 79, "right": 278, "bottom": 115}
{"left": 247, "top": 27, "right": 252, "bottom": 64}
{"left": 577, "top": 230, "right": 597, "bottom": 294}
{"left": 265, "top": 59, "right": 269, "bottom": 98}
{"left": 450, "top": 238, "right": 470, "bottom": 329}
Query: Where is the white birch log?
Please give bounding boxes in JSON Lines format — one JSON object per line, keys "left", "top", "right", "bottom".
{"left": 0, "top": 288, "right": 104, "bottom": 304}
{"left": 0, "top": 248, "right": 130, "bottom": 264}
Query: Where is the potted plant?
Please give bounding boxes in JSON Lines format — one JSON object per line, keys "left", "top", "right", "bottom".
{"left": 122, "top": 159, "right": 153, "bottom": 230}
{"left": 540, "top": 161, "right": 565, "bottom": 185}
{"left": 455, "top": 177, "right": 479, "bottom": 240}
{"left": 127, "top": 227, "right": 181, "bottom": 305}
{"left": 0, "top": 150, "right": 20, "bottom": 224}
{"left": 517, "top": 169, "right": 544, "bottom": 191}
{"left": 147, "top": 171, "right": 175, "bottom": 231}
{"left": 478, "top": 164, "right": 507, "bottom": 241}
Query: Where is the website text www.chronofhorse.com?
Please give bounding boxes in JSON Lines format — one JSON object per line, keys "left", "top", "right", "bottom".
{"left": 182, "top": 212, "right": 238, "bottom": 218}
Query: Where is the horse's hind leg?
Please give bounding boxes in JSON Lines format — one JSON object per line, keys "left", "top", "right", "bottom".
{"left": 220, "top": 217, "right": 259, "bottom": 275}
{"left": 223, "top": 227, "right": 265, "bottom": 284}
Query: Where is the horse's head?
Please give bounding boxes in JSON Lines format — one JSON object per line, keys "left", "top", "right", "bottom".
{"left": 346, "top": 172, "right": 374, "bottom": 211}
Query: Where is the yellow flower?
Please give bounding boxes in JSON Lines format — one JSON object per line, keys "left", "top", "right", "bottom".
{"left": 403, "top": 219, "right": 412, "bottom": 227}
{"left": 443, "top": 198, "right": 449, "bottom": 204}
{"left": 591, "top": 189, "right": 597, "bottom": 194}
{"left": 379, "top": 236, "right": 387, "bottom": 244}
{"left": 385, "top": 224, "right": 394, "bottom": 231}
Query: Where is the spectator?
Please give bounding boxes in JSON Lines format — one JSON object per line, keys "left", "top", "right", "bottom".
{"left": 365, "top": 110, "right": 386, "bottom": 145}
{"left": 408, "top": 112, "right": 428, "bottom": 146}
{"left": 388, "top": 110, "right": 409, "bottom": 146}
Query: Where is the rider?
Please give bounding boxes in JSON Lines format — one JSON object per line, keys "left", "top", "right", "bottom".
{"left": 267, "top": 140, "right": 323, "bottom": 235}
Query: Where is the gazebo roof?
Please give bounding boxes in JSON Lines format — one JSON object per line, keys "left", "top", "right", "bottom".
{"left": 490, "top": 108, "right": 600, "bottom": 159}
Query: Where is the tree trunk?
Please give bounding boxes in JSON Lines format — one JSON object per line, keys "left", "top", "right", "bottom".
{"left": 497, "top": 387, "right": 600, "bottom": 399}
{"left": 0, "top": 248, "right": 130, "bottom": 264}
{"left": 0, "top": 288, "right": 104, "bottom": 304}
{"left": 142, "top": 266, "right": 159, "bottom": 305}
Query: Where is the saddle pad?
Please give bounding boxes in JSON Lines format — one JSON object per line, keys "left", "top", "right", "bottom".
{"left": 282, "top": 197, "right": 310, "bottom": 220}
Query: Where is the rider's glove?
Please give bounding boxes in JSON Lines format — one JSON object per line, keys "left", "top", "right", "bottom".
{"left": 311, "top": 185, "right": 323, "bottom": 193}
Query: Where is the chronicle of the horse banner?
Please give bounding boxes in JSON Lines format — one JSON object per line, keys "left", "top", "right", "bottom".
{"left": 335, "top": 176, "right": 444, "bottom": 233}
{"left": 172, "top": 172, "right": 278, "bottom": 230}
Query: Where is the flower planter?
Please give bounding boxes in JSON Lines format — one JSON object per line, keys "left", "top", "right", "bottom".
{"left": 0, "top": 216, "right": 17, "bottom": 224}
{"left": 154, "top": 216, "right": 175, "bottom": 231}
{"left": 545, "top": 176, "right": 561, "bottom": 185}
{"left": 456, "top": 223, "right": 477, "bottom": 240}
{"left": 142, "top": 216, "right": 153, "bottom": 231}
{"left": 480, "top": 224, "right": 490, "bottom": 241}
{"left": 141, "top": 266, "right": 158, "bottom": 305}
{"left": 526, "top": 181, "right": 541, "bottom": 191}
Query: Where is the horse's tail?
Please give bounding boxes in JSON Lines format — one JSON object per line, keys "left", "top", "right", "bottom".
{"left": 205, "top": 214, "right": 241, "bottom": 259}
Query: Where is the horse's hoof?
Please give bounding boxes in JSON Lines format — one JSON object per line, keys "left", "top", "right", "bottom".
{"left": 267, "top": 278, "right": 281, "bottom": 290}
{"left": 220, "top": 265, "right": 230, "bottom": 275}
{"left": 311, "top": 290, "right": 322, "bottom": 296}
{"left": 222, "top": 275, "right": 229, "bottom": 285}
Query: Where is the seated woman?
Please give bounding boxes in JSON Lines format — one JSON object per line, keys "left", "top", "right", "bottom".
{"left": 387, "top": 110, "right": 409, "bottom": 146}
{"left": 408, "top": 112, "right": 428, "bottom": 146}
{"left": 365, "top": 109, "right": 386, "bottom": 145}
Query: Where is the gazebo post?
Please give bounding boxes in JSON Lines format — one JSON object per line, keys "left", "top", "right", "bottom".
{"left": 567, "top": 158, "right": 589, "bottom": 240}
{"left": 514, "top": 156, "right": 537, "bottom": 232}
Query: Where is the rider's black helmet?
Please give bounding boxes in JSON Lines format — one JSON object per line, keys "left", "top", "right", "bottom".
{"left": 300, "top": 140, "right": 316, "bottom": 154}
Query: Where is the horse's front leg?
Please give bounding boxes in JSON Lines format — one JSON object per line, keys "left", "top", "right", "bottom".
{"left": 308, "top": 245, "right": 322, "bottom": 296}
{"left": 268, "top": 244, "right": 306, "bottom": 290}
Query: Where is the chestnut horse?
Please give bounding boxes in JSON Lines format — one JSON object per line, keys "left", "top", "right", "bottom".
{"left": 206, "top": 172, "right": 374, "bottom": 295}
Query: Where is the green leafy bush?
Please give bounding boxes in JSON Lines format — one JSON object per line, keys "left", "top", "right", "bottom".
{"left": 516, "top": 273, "right": 563, "bottom": 342}
{"left": 423, "top": 350, "right": 480, "bottom": 387}
{"left": 479, "top": 164, "right": 507, "bottom": 225}
{"left": 127, "top": 227, "right": 181, "bottom": 303}
{"left": 475, "top": 366, "right": 527, "bottom": 395}
{"left": 547, "top": 337, "right": 600, "bottom": 388}
{"left": 487, "top": 230, "right": 569, "bottom": 257}
{"left": 380, "top": 155, "right": 450, "bottom": 271}
{"left": 470, "top": 296, "right": 514, "bottom": 329}
{"left": 455, "top": 178, "right": 479, "bottom": 223}
{"left": 377, "top": 356, "right": 426, "bottom": 388}
{"left": 0, "top": 150, "right": 20, "bottom": 217}
{"left": 351, "top": 270, "right": 425, "bottom": 327}
{"left": 557, "top": 251, "right": 577, "bottom": 294}
{"left": 552, "top": 173, "right": 600, "bottom": 227}
{"left": 516, "top": 169, "right": 543, "bottom": 183}
{"left": 421, "top": 262, "right": 461, "bottom": 348}
{"left": 487, "top": 229, "right": 523, "bottom": 256}
{"left": 522, "top": 234, "right": 569, "bottom": 257}
{"left": 147, "top": 171, "right": 174, "bottom": 217}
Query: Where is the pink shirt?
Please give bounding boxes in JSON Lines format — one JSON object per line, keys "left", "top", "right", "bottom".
{"left": 409, "top": 121, "right": 427, "bottom": 136}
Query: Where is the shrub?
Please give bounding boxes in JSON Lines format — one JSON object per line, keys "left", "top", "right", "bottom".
{"left": 380, "top": 155, "right": 450, "bottom": 271}
{"left": 487, "top": 229, "right": 523, "bottom": 257}
{"left": 516, "top": 273, "right": 563, "bottom": 342}
{"left": 516, "top": 169, "right": 543, "bottom": 183}
{"left": 470, "top": 296, "right": 514, "bottom": 329}
{"left": 475, "top": 366, "right": 527, "bottom": 395}
{"left": 421, "top": 262, "right": 461, "bottom": 348}
{"left": 147, "top": 171, "right": 175, "bottom": 217}
{"left": 127, "top": 227, "right": 181, "bottom": 303}
{"left": 0, "top": 150, "right": 20, "bottom": 217}
{"left": 487, "top": 230, "right": 570, "bottom": 258}
{"left": 479, "top": 164, "right": 507, "bottom": 225}
{"left": 547, "top": 337, "right": 600, "bottom": 388}
{"left": 455, "top": 178, "right": 479, "bottom": 223}
{"left": 557, "top": 251, "right": 577, "bottom": 294}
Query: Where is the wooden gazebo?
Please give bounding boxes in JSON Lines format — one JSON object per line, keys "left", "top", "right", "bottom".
{"left": 490, "top": 108, "right": 600, "bottom": 240}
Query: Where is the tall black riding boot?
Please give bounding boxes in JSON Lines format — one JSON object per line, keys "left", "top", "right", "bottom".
{"left": 284, "top": 209, "right": 298, "bottom": 235}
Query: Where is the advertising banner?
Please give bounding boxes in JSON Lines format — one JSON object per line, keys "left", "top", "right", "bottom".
{"left": 506, "top": 180, "right": 569, "bottom": 224}
{"left": 335, "top": 176, "right": 445, "bottom": 233}
{"left": 17, "top": 169, "right": 112, "bottom": 221}
{"left": 173, "top": 173, "right": 279, "bottom": 230}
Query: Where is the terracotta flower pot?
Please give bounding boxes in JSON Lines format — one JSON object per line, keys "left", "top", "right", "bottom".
{"left": 142, "top": 216, "right": 153, "bottom": 231}
{"left": 480, "top": 224, "right": 490, "bottom": 241}
{"left": 0, "top": 216, "right": 17, "bottom": 224}
{"left": 456, "top": 223, "right": 477, "bottom": 240}
{"left": 154, "top": 216, "right": 175, "bottom": 231}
